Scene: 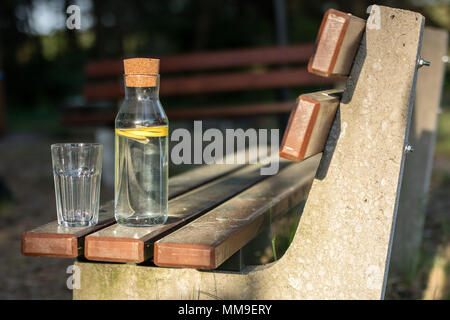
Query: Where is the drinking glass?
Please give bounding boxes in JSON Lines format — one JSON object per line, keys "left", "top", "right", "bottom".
{"left": 51, "top": 143, "right": 103, "bottom": 227}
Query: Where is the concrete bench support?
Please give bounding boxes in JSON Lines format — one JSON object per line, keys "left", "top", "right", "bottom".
{"left": 74, "top": 6, "right": 424, "bottom": 300}
{"left": 390, "top": 27, "right": 448, "bottom": 275}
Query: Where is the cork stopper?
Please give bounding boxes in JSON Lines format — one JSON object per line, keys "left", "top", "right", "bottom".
{"left": 123, "top": 58, "right": 159, "bottom": 87}
{"left": 124, "top": 58, "right": 159, "bottom": 75}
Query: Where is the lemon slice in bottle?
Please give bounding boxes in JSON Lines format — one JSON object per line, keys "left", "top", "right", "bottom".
{"left": 115, "top": 126, "right": 168, "bottom": 144}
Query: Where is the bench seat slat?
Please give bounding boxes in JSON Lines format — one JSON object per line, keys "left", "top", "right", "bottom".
{"left": 153, "top": 153, "right": 322, "bottom": 269}
{"left": 21, "top": 161, "right": 243, "bottom": 258}
{"left": 21, "top": 201, "right": 115, "bottom": 258}
{"left": 84, "top": 160, "right": 290, "bottom": 263}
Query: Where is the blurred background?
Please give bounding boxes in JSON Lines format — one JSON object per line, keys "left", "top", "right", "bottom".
{"left": 0, "top": 0, "right": 449, "bottom": 299}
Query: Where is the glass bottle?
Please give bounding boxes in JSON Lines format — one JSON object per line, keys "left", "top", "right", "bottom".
{"left": 114, "top": 58, "right": 168, "bottom": 226}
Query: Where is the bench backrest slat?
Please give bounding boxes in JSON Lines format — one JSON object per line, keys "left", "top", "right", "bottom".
{"left": 84, "top": 44, "right": 315, "bottom": 78}
{"left": 84, "top": 67, "right": 338, "bottom": 100}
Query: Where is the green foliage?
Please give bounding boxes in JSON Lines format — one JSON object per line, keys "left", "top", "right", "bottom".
{"left": 1, "top": 0, "right": 327, "bottom": 115}
{"left": 436, "top": 111, "right": 450, "bottom": 156}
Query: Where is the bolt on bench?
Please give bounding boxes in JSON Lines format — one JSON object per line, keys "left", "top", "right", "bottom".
{"left": 22, "top": 5, "right": 447, "bottom": 299}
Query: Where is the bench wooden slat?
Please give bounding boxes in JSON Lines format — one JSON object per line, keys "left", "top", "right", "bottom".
{"left": 21, "top": 161, "right": 242, "bottom": 258}
{"left": 308, "top": 9, "right": 365, "bottom": 77}
{"left": 21, "top": 201, "right": 115, "bottom": 258}
{"left": 168, "top": 163, "right": 244, "bottom": 199}
{"left": 85, "top": 160, "right": 289, "bottom": 263}
{"left": 61, "top": 101, "right": 295, "bottom": 126}
{"left": 153, "top": 153, "right": 322, "bottom": 269}
{"left": 279, "top": 90, "right": 342, "bottom": 162}
{"left": 84, "top": 68, "right": 340, "bottom": 101}
{"left": 84, "top": 44, "right": 315, "bottom": 78}
{"left": 168, "top": 101, "right": 295, "bottom": 119}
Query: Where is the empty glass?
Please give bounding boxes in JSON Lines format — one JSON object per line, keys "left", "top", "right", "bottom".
{"left": 51, "top": 143, "right": 103, "bottom": 227}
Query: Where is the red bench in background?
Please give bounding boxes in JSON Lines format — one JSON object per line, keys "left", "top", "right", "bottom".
{"left": 62, "top": 43, "right": 342, "bottom": 126}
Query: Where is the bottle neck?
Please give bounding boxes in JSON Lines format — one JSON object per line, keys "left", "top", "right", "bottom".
{"left": 124, "top": 75, "right": 160, "bottom": 100}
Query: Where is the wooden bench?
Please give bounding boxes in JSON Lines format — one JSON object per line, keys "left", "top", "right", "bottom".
{"left": 24, "top": 6, "right": 360, "bottom": 265}
{"left": 62, "top": 34, "right": 348, "bottom": 126}
{"left": 21, "top": 6, "right": 444, "bottom": 299}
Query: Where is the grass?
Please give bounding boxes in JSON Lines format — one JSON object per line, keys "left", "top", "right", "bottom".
{"left": 268, "top": 202, "right": 305, "bottom": 262}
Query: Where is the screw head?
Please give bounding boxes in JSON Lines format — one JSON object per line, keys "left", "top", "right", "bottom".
{"left": 418, "top": 58, "right": 431, "bottom": 68}
{"left": 404, "top": 145, "right": 414, "bottom": 153}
